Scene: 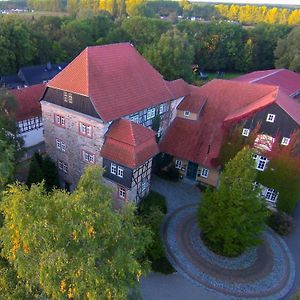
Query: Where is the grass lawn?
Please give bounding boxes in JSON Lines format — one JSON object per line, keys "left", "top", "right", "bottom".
{"left": 194, "top": 71, "right": 244, "bottom": 86}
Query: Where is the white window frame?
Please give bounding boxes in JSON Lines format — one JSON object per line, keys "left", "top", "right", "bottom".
{"left": 68, "top": 93, "right": 73, "bottom": 104}
{"left": 147, "top": 108, "right": 156, "bottom": 120}
{"left": 266, "top": 114, "right": 275, "bottom": 123}
{"left": 175, "top": 159, "right": 182, "bottom": 169}
{"left": 141, "top": 177, "right": 148, "bottom": 191}
{"left": 110, "top": 163, "right": 117, "bottom": 175}
{"left": 58, "top": 160, "right": 68, "bottom": 174}
{"left": 129, "top": 114, "right": 139, "bottom": 123}
{"left": 265, "top": 188, "right": 278, "bottom": 203}
{"left": 184, "top": 111, "right": 190, "bottom": 117}
{"left": 256, "top": 156, "right": 268, "bottom": 171}
{"left": 200, "top": 168, "right": 209, "bottom": 178}
{"left": 159, "top": 103, "right": 166, "bottom": 115}
{"left": 63, "top": 91, "right": 68, "bottom": 102}
{"left": 79, "top": 122, "right": 92, "bottom": 137}
{"left": 281, "top": 137, "right": 290, "bottom": 146}
{"left": 117, "top": 166, "right": 124, "bottom": 178}
{"left": 56, "top": 138, "right": 66, "bottom": 152}
{"left": 82, "top": 150, "right": 95, "bottom": 164}
{"left": 242, "top": 128, "right": 250, "bottom": 137}
{"left": 119, "top": 186, "right": 126, "bottom": 199}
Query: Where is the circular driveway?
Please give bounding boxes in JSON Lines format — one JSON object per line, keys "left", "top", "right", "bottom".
{"left": 162, "top": 203, "right": 295, "bottom": 299}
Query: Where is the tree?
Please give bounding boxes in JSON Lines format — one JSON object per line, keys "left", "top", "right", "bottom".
{"left": 198, "top": 147, "right": 267, "bottom": 257}
{"left": 144, "top": 28, "right": 194, "bottom": 81}
{"left": 26, "top": 152, "right": 45, "bottom": 188}
{"left": 0, "top": 165, "right": 152, "bottom": 299}
{"left": 0, "top": 140, "right": 15, "bottom": 192}
{"left": 275, "top": 26, "right": 300, "bottom": 72}
{"left": 257, "top": 131, "right": 300, "bottom": 214}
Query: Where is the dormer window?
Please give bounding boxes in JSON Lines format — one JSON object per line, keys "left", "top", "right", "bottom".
{"left": 242, "top": 128, "right": 250, "bottom": 137}
{"left": 184, "top": 111, "right": 190, "bottom": 117}
{"left": 63, "top": 91, "right": 73, "bottom": 104}
{"left": 281, "top": 137, "right": 290, "bottom": 146}
{"left": 266, "top": 114, "right": 275, "bottom": 123}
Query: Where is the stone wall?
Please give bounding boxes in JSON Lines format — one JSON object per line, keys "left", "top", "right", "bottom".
{"left": 41, "top": 100, "right": 109, "bottom": 190}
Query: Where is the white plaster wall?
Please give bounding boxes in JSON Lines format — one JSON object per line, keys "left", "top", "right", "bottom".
{"left": 19, "top": 127, "right": 44, "bottom": 148}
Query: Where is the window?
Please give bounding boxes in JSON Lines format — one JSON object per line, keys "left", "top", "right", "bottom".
{"left": 147, "top": 108, "right": 156, "bottom": 120}
{"left": 63, "top": 91, "right": 73, "bottom": 104}
{"left": 184, "top": 111, "right": 190, "bottom": 117}
{"left": 175, "top": 160, "right": 182, "bottom": 169}
{"left": 159, "top": 103, "right": 167, "bottom": 114}
{"left": 18, "top": 117, "right": 43, "bottom": 133}
{"left": 200, "top": 168, "right": 209, "bottom": 178}
{"left": 56, "top": 138, "right": 66, "bottom": 152}
{"left": 266, "top": 114, "right": 275, "bottom": 123}
{"left": 281, "top": 137, "right": 290, "bottom": 146}
{"left": 256, "top": 156, "right": 268, "bottom": 171}
{"left": 129, "top": 113, "right": 139, "bottom": 123}
{"left": 79, "top": 122, "right": 92, "bottom": 138}
{"left": 265, "top": 188, "right": 278, "bottom": 203}
{"left": 118, "top": 186, "right": 126, "bottom": 199}
{"left": 117, "top": 166, "right": 124, "bottom": 178}
{"left": 110, "top": 163, "right": 117, "bottom": 175}
{"left": 242, "top": 128, "right": 250, "bottom": 137}
{"left": 82, "top": 150, "right": 95, "bottom": 164}
{"left": 58, "top": 160, "right": 68, "bottom": 174}
{"left": 54, "top": 114, "right": 65, "bottom": 127}
{"left": 142, "top": 177, "right": 148, "bottom": 191}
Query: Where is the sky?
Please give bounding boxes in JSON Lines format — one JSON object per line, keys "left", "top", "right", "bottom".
{"left": 189, "top": 0, "right": 300, "bottom": 5}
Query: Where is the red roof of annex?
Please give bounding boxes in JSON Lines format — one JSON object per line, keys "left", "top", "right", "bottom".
{"left": 101, "top": 119, "right": 159, "bottom": 169}
{"left": 10, "top": 83, "right": 45, "bottom": 121}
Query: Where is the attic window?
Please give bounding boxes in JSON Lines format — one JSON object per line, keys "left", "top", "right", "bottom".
{"left": 200, "top": 168, "right": 209, "bottom": 178}
{"left": 184, "top": 111, "right": 190, "bottom": 117}
{"left": 242, "top": 128, "right": 250, "bottom": 137}
{"left": 281, "top": 137, "right": 290, "bottom": 146}
{"left": 266, "top": 114, "right": 275, "bottom": 123}
{"left": 63, "top": 91, "right": 73, "bottom": 104}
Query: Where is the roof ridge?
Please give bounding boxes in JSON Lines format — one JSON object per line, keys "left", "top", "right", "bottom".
{"left": 86, "top": 48, "right": 90, "bottom": 96}
{"left": 249, "top": 69, "right": 283, "bottom": 84}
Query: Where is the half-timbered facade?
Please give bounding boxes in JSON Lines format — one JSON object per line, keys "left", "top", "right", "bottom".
{"left": 10, "top": 83, "right": 45, "bottom": 151}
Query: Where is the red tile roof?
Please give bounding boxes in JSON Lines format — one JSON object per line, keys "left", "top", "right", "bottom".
{"left": 234, "top": 69, "right": 300, "bottom": 97}
{"left": 47, "top": 43, "right": 174, "bottom": 122}
{"left": 160, "top": 80, "right": 278, "bottom": 168}
{"left": 100, "top": 119, "right": 159, "bottom": 169}
{"left": 166, "top": 79, "right": 190, "bottom": 100}
{"left": 177, "top": 86, "right": 207, "bottom": 114}
{"left": 10, "top": 83, "right": 45, "bottom": 121}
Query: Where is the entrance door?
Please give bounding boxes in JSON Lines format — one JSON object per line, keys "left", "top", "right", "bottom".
{"left": 186, "top": 161, "right": 198, "bottom": 180}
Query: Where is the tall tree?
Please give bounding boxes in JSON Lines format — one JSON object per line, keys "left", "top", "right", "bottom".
{"left": 144, "top": 28, "right": 194, "bottom": 81}
{"left": 275, "top": 26, "right": 300, "bottom": 72}
{"left": 0, "top": 165, "right": 152, "bottom": 299}
{"left": 198, "top": 147, "right": 267, "bottom": 257}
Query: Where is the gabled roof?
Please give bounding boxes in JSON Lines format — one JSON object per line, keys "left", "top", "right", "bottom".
{"left": 10, "top": 84, "right": 45, "bottom": 121}
{"left": 47, "top": 43, "right": 174, "bottom": 122}
{"left": 166, "top": 79, "right": 190, "bottom": 100}
{"left": 160, "top": 80, "right": 278, "bottom": 168}
{"left": 234, "top": 69, "right": 300, "bottom": 97}
{"left": 100, "top": 119, "right": 159, "bottom": 169}
{"left": 177, "top": 86, "right": 207, "bottom": 114}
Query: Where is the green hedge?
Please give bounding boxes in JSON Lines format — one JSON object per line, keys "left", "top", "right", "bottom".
{"left": 138, "top": 191, "right": 174, "bottom": 274}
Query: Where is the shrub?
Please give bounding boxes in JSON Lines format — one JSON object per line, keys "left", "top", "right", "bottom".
{"left": 139, "top": 191, "right": 167, "bottom": 215}
{"left": 138, "top": 192, "right": 174, "bottom": 274}
{"left": 267, "top": 211, "right": 294, "bottom": 235}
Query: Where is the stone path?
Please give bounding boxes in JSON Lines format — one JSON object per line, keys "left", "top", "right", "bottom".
{"left": 141, "top": 176, "right": 297, "bottom": 300}
{"left": 163, "top": 203, "right": 295, "bottom": 299}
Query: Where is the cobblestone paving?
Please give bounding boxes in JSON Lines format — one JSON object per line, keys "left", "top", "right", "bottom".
{"left": 163, "top": 203, "right": 296, "bottom": 300}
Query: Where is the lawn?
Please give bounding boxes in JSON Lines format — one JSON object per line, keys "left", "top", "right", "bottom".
{"left": 194, "top": 71, "right": 244, "bottom": 86}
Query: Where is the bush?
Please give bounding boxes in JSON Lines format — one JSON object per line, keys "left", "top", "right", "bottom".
{"left": 267, "top": 211, "right": 294, "bottom": 235}
{"left": 139, "top": 191, "right": 167, "bottom": 215}
{"left": 138, "top": 192, "right": 174, "bottom": 274}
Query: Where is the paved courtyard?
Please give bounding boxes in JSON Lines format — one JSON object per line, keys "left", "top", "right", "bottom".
{"left": 141, "top": 177, "right": 298, "bottom": 300}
